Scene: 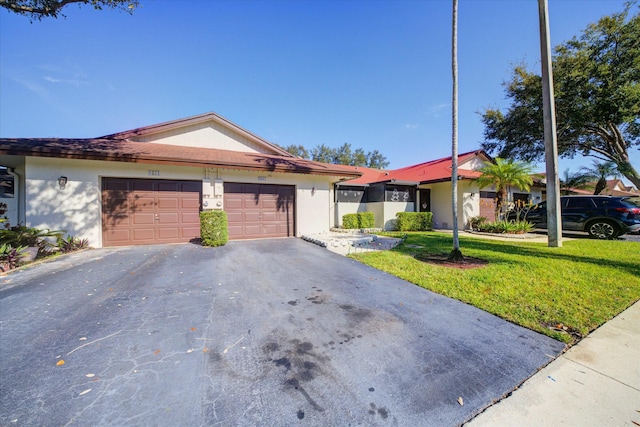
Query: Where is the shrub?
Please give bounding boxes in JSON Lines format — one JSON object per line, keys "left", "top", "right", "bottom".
{"left": 200, "top": 210, "right": 228, "bottom": 247}
{"left": 396, "top": 212, "right": 433, "bottom": 231}
{"left": 469, "top": 216, "right": 487, "bottom": 231}
{"left": 57, "top": 235, "right": 90, "bottom": 253}
{"left": 359, "top": 212, "right": 375, "bottom": 228}
{"left": 0, "top": 225, "right": 64, "bottom": 257}
{"left": 342, "top": 212, "right": 375, "bottom": 229}
{"left": 342, "top": 213, "right": 359, "bottom": 229}
{"left": 475, "top": 220, "right": 533, "bottom": 234}
{"left": 0, "top": 243, "right": 28, "bottom": 271}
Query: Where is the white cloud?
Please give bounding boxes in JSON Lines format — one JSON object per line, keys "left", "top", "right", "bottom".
{"left": 425, "top": 103, "right": 450, "bottom": 118}
{"left": 43, "top": 76, "right": 88, "bottom": 86}
{"left": 404, "top": 123, "right": 419, "bottom": 129}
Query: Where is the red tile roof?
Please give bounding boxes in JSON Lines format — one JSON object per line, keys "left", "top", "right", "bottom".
{"left": 0, "top": 138, "right": 362, "bottom": 178}
{"left": 341, "top": 150, "right": 489, "bottom": 185}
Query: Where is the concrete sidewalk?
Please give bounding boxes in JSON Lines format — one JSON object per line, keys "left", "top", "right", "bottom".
{"left": 466, "top": 300, "right": 640, "bottom": 426}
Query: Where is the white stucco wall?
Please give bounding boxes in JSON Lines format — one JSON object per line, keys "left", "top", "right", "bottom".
{"left": 133, "top": 121, "right": 273, "bottom": 153}
{"left": 22, "top": 157, "right": 337, "bottom": 248}
{"left": 421, "top": 180, "right": 478, "bottom": 229}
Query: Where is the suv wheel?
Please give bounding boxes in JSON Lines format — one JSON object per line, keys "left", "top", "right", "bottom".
{"left": 587, "top": 220, "right": 619, "bottom": 239}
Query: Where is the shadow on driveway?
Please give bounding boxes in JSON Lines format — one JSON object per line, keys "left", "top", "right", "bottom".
{"left": 0, "top": 239, "right": 564, "bottom": 426}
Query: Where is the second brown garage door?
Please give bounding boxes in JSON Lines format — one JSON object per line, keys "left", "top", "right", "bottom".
{"left": 102, "top": 178, "right": 201, "bottom": 247}
{"left": 224, "top": 183, "right": 295, "bottom": 239}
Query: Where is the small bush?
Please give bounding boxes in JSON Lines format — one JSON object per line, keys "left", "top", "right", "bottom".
{"left": 0, "top": 225, "right": 64, "bottom": 258}
{"left": 396, "top": 212, "right": 433, "bottom": 231}
{"left": 57, "top": 235, "right": 90, "bottom": 253}
{"left": 200, "top": 210, "right": 228, "bottom": 247}
{"left": 475, "top": 220, "right": 533, "bottom": 234}
{"left": 342, "top": 212, "right": 375, "bottom": 229}
{"left": 342, "top": 213, "right": 359, "bottom": 229}
{"left": 0, "top": 243, "right": 28, "bottom": 271}
{"left": 469, "top": 216, "right": 487, "bottom": 231}
{"left": 359, "top": 212, "right": 375, "bottom": 228}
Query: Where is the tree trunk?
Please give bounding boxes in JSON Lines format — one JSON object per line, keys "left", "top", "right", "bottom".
{"left": 448, "top": 0, "right": 463, "bottom": 263}
{"left": 618, "top": 161, "right": 640, "bottom": 190}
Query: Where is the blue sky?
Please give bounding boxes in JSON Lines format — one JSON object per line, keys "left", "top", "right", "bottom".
{"left": 1, "top": 0, "right": 636, "bottom": 177}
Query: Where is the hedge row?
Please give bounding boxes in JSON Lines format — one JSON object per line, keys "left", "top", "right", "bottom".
{"left": 395, "top": 212, "right": 433, "bottom": 231}
{"left": 200, "top": 210, "right": 228, "bottom": 247}
{"left": 342, "top": 212, "right": 375, "bottom": 229}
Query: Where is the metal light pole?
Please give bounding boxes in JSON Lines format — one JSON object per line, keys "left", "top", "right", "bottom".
{"left": 538, "top": 0, "right": 562, "bottom": 247}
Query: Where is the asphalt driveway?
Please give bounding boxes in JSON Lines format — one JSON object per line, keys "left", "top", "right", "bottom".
{"left": 0, "top": 239, "right": 564, "bottom": 426}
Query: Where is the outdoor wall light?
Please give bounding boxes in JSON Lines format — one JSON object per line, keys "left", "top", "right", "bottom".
{"left": 58, "top": 176, "right": 68, "bottom": 189}
{"left": 311, "top": 187, "right": 316, "bottom": 195}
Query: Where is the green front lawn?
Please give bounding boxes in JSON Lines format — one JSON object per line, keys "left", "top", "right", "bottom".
{"left": 350, "top": 232, "right": 640, "bottom": 344}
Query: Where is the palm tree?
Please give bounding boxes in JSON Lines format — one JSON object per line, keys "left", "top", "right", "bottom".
{"left": 448, "top": 0, "right": 463, "bottom": 262}
{"left": 580, "top": 161, "right": 619, "bottom": 195}
{"left": 476, "top": 158, "right": 534, "bottom": 220}
{"left": 560, "top": 168, "right": 591, "bottom": 194}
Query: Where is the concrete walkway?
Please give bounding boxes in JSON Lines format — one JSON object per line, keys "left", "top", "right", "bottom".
{"left": 466, "top": 300, "right": 640, "bottom": 426}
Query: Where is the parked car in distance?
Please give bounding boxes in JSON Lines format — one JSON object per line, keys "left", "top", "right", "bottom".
{"left": 509, "top": 195, "right": 640, "bottom": 239}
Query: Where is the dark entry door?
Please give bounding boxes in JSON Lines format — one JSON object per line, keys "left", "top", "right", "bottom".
{"left": 419, "top": 189, "right": 431, "bottom": 212}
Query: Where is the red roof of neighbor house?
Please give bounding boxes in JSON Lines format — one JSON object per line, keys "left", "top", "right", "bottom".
{"left": 341, "top": 150, "right": 489, "bottom": 185}
{"left": 0, "top": 138, "right": 362, "bottom": 178}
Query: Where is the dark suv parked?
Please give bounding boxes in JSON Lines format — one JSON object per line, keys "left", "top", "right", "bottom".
{"left": 513, "top": 195, "right": 640, "bottom": 239}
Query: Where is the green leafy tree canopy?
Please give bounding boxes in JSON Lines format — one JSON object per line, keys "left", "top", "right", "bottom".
{"left": 282, "top": 142, "right": 390, "bottom": 169}
{"left": 0, "top": 0, "right": 139, "bottom": 20}
{"left": 481, "top": 4, "right": 640, "bottom": 189}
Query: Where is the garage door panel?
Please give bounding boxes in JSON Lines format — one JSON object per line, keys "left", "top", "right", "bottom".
{"left": 104, "top": 180, "right": 131, "bottom": 191}
{"left": 243, "top": 224, "right": 262, "bottom": 236}
{"left": 181, "top": 226, "right": 201, "bottom": 238}
{"left": 261, "top": 199, "right": 278, "bottom": 209}
{"left": 133, "top": 213, "right": 155, "bottom": 224}
{"left": 103, "top": 178, "right": 201, "bottom": 247}
{"left": 104, "top": 229, "right": 131, "bottom": 242}
{"left": 157, "top": 197, "right": 179, "bottom": 209}
{"left": 135, "top": 197, "right": 155, "bottom": 210}
{"left": 157, "top": 182, "right": 180, "bottom": 192}
{"left": 132, "top": 181, "right": 155, "bottom": 191}
{"left": 182, "top": 198, "right": 201, "bottom": 209}
{"left": 158, "top": 228, "right": 180, "bottom": 239}
{"left": 182, "top": 212, "right": 200, "bottom": 223}
{"left": 262, "top": 211, "right": 277, "bottom": 221}
{"left": 157, "top": 213, "right": 179, "bottom": 224}
{"left": 133, "top": 228, "right": 155, "bottom": 241}
{"left": 244, "top": 212, "right": 262, "bottom": 221}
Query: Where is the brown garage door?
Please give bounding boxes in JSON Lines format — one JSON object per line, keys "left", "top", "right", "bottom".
{"left": 224, "top": 183, "right": 294, "bottom": 240}
{"left": 102, "top": 178, "right": 201, "bottom": 247}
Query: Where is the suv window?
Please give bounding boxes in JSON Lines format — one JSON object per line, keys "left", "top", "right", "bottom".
{"left": 565, "top": 198, "right": 595, "bottom": 208}
{"left": 591, "top": 197, "right": 628, "bottom": 208}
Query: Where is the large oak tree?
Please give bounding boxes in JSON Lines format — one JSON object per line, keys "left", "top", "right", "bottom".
{"left": 0, "top": 0, "right": 138, "bottom": 19}
{"left": 481, "top": 5, "right": 640, "bottom": 188}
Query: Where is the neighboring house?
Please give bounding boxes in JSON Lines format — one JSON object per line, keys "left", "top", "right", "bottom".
{"left": 592, "top": 179, "right": 639, "bottom": 197}
{"left": 0, "top": 112, "right": 361, "bottom": 247}
{"left": 559, "top": 179, "right": 639, "bottom": 197}
{"left": 334, "top": 150, "right": 545, "bottom": 229}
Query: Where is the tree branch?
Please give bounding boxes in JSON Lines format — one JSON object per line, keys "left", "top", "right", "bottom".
{"left": 0, "top": 0, "right": 84, "bottom": 16}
